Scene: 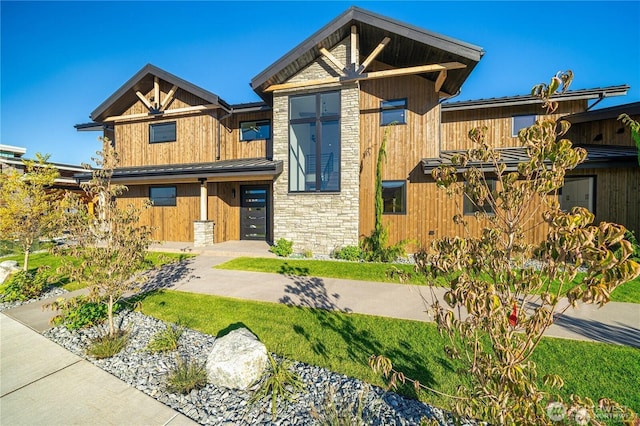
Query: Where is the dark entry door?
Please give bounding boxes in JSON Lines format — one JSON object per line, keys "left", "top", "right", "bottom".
{"left": 240, "top": 186, "right": 268, "bottom": 240}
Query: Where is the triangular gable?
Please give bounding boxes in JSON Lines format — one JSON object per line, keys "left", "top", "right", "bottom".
{"left": 251, "top": 6, "right": 484, "bottom": 103}
{"left": 91, "top": 64, "right": 230, "bottom": 122}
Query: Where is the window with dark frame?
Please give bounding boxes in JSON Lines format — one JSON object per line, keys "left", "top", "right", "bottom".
{"left": 463, "top": 179, "right": 496, "bottom": 215}
{"left": 512, "top": 115, "right": 536, "bottom": 137}
{"left": 149, "top": 122, "right": 176, "bottom": 143}
{"left": 149, "top": 186, "right": 177, "bottom": 206}
{"left": 382, "top": 181, "right": 406, "bottom": 214}
{"left": 240, "top": 120, "right": 271, "bottom": 141}
{"left": 289, "top": 91, "right": 341, "bottom": 192}
{"left": 381, "top": 99, "right": 407, "bottom": 126}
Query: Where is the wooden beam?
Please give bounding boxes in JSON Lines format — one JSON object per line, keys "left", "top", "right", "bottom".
{"left": 353, "top": 62, "right": 466, "bottom": 81}
{"left": 154, "top": 76, "right": 160, "bottom": 109}
{"left": 264, "top": 77, "right": 341, "bottom": 92}
{"left": 350, "top": 25, "right": 358, "bottom": 70}
{"left": 434, "top": 70, "right": 448, "bottom": 92}
{"left": 104, "top": 104, "right": 219, "bottom": 122}
{"left": 264, "top": 62, "right": 466, "bottom": 92}
{"left": 160, "top": 84, "right": 178, "bottom": 110}
{"left": 135, "top": 91, "right": 154, "bottom": 110}
{"left": 358, "top": 36, "right": 390, "bottom": 74}
{"left": 319, "top": 47, "right": 347, "bottom": 75}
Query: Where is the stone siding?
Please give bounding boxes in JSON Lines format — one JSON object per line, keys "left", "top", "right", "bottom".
{"left": 272, "top": 38, "right": 360, "bottom": 255}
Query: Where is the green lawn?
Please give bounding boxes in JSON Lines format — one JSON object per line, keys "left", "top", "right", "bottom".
{"left": 138, "top": 290, "right": 640, "bottom": 413}
{"left": 216, "top": 257, "right": 640, "bottom": 303}
{"left": 1, "top": 251, "right": 190, "bottom": 291}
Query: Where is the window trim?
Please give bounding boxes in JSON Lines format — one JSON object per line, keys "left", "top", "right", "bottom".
{"left": 149, "top": 121, "right": 177, "bottom": 144}
{"left": 511, "top": 114, "right": 536, "bottom": 137}
{"left": 149, "top": 186, "right": 177, "bottom": 207}
{"left": 380, "top": 98, "right": 407, "bottom": 126}
{"left": 382, "top": 180, "right": 407, "bottom": 215}
{"left": 463, "top": 179, "right": 496, "bottom": 216}
{"left": 288, "top": 91, "right": 341, "bottom": 193}
{"left": 240, "top": 119, "right": 271, "bottom": 141}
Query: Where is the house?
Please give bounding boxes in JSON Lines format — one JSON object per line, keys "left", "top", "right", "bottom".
{"left": 75, "top": 7, "right": 640, "bottom": 254}
{"left": 0, "top": 144, "right": 85, "bottom": 193}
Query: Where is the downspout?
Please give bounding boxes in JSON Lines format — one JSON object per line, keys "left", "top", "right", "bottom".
{"left": 216, "top": 107, "right": 233, "bottom": 161}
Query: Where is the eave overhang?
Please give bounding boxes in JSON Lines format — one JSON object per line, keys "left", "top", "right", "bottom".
{"left": 564, "top": 101, "right": 640, "bottom": 124}
{"left": 251, "top": 6, "right": 484, "bottom": 103}
{"left": 74, "top": 158, "right": 283, "bottom": 184}
{"left": 442, "top": 86, "right": 630, "bottom": 112}
{"left": 422, "top": 145, "right": 639, "bottom": 174}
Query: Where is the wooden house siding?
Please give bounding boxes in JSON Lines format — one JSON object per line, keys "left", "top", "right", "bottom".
{"left": 358, "top": 74, "right": 441, "bottom": 250}
{"left": 117, "top": 179, "right": 272, "bottom": 242}
{"left": 566, "top": 112, "right": 640, "bottom": 147}
{"left": 441, "top": 100, "right": 586, "bottom": 150}
{"left": 219, "top": 111, "right": 271, "bottom": 161}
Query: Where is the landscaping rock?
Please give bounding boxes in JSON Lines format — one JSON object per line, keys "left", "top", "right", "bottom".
{"left": 205, "top": 328, "right": 267, "bottom": 390}
{"left": 0, "top": 260, "right": 19, "bottom": 284}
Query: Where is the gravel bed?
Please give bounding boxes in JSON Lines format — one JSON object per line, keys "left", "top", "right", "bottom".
{"left": 0, "top": 286, "right": 68, "bottom": 312}
{"left": 44, "top": 310, "right": 467, "bottom": 425}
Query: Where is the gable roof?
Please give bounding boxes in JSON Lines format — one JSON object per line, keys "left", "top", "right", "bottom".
{"left": 251, "top": 6, "right": 484, "bottom": 103}
{"left": 90, "top": 64, "right": 231, "bottom": 122}
{"left": 442, "top": 85, "right": 630, "bottom": 111}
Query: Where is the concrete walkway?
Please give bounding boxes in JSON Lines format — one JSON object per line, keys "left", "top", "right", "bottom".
{"left": 147, "top": 241, "right": 640, "bottom": 348}
{"left": 1, "top": 240, "right": 638, "bottom": 425}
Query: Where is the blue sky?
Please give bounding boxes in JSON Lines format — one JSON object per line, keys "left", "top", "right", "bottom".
{"left": 2, "top": 1, "right": 639, "bottom": 166}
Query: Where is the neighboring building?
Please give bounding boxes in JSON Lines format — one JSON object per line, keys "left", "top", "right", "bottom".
{"left": 75, "top": 7, "right": 640, "bottom": 253}
{"left": 0, "top": 144, "right": 85, "bottom": 193}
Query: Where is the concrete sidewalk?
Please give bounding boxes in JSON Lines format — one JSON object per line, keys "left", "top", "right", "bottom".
{"left": 150, "top": 252, "right": 640, "bottom": 348}
{"left": 0, "top": 311, "right": 197, "bottom": 426}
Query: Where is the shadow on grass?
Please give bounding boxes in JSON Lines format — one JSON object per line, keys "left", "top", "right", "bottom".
{"left": 278, "top": 268, "right": 438, "bottom": 401}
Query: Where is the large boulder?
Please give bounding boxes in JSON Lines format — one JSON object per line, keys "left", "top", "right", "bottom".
{"left": 0, "top": 260, "right": 20, "bottom": 285}
{"left": 206, "top": 328, "right": 268, "bottom": 390}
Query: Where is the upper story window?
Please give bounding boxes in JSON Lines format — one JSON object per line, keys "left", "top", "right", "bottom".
{"left": 464, "top": 179, "right": 496, "bottom": 216}
{"left": 289, "top": 91, "right": 341, "bottom": 192}
{"left": 149, "top": 186, "right": 177, "bottom": 206}
{"left": 240, "top": 120, "right": 271, "bottom": 141}
{"left": 512, "top": 115, "right": 536, "bottom": 137}
{"left": 150, "top": 122, "right": 176, "bottom": 143}
{"left": 381, "top": 99, "right": 407, "bottom": 126}
{"left": 382, "top": 181, "right": 406, "bottom": 214}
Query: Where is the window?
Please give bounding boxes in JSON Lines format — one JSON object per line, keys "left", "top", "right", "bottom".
{"left": 240, "top": 120, "right": 271, "bottom": 141}
{"left": 381, "top": 99, "right": 407, "bottom": 126}
{"left": 463, "top": 179, "right": 496, "bottom": 215}
{"left": 289, "top": 91, "right": 340, "bottom": 192}
{"left": 149, "top": 186, "right": 177, "bottom": 206}
{"left": 559, "top": 177, "right": 595, "bottom": 213}
{"left": 382, "top": 181, "right": 406, "bottom": 214}
{"left": 149, "top": 122, "right": 176, "bottom": 143}
{"left": 512, "top": 115, "right": 536, "bottom": 137}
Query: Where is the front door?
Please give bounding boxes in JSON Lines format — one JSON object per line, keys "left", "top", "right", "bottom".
{"left": 240, "top": 185, "right": 268, "bottom": 240}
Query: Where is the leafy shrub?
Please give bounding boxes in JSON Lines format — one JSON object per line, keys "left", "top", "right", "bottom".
{"left": 302, "top": 249, "right": 313, "bottom": 259}
{"left": 616, "top": 230, "right": 640, "bottom": 262}
{"left": 269, "top": 238, "right": 293, "bottom": 257}
{"left": 332, "top": 245, "right": 364, "bottom": 261}
{"left": 146, "top": 322, "right": 183, "bottom": 353}
{"left": 86, "top": 330, "right": 129, "bottom": 359}
{"left": 1, "top": 269, "right": 49, "bottom": 301}
{"left": 47, "top": 295, "right": 118, "bottom": 330}
{"left": 250, "top": 353, "right": 304, "bottom": 420}
{"left": 166, "top": 356, "right": 208, "bottom": 394}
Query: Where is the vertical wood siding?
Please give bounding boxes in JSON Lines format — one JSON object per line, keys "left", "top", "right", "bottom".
{"left": 566, "top": 113, "right": 640, "bottom": 147}
{"left": 440, "top": 101, "right": 586, "bottom": 151}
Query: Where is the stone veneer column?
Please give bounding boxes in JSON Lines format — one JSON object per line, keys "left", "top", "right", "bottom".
{"left": 272, "top": 83, "right": 360, "bottom": 255}
{"left": 194, "top": 221, "right": 214, "bottom": 247}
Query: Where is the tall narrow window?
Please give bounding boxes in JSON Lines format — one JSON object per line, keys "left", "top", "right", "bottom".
{"left": 149, "top": 122, "right": 176, "bottom": 143}
{"left": 381, "top": 99, "right": 407, "bottom": 126}
{"left": 289, "top": 92, "right": 340, "bottom": 192}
